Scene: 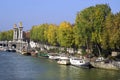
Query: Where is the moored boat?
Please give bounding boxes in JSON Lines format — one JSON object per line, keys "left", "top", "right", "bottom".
{"left": 38, "top": 52, "right": 49, "bottom": 58}
{"left": 57, "top": 56, "right": 70, "bottom": 65}
{"left": 21, "top": 50, "right": 31, "bottom": 56}
{"left": 70, "top": 57, "right": 91, "bottom": 68}
{"left": 48, "top": 53, "right": 60, "bottom": 60}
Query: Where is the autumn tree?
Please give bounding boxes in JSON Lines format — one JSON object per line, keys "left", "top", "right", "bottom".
{"left": 46, "top": 24, "right": 58, "bottom": 46}
{"left": 57, "top": 21, "right": 74, "bottom": 48}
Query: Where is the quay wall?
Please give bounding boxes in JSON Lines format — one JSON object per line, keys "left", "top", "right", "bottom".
{"left": 91, "top": 61, "right": 120, "bottom": 70}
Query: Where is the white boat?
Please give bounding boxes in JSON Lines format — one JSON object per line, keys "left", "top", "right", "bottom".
{"left": 57, "top": 56, "right": 70, "bottom": 65}
{"left": 70, "top": 57, "right": 91, "bottom": 68}
{"left": 48, "top": 53, "right": 60, "bottom": 60}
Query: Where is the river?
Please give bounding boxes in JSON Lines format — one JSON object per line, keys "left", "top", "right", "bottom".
{"left": 0, "top": 51, "right": 120, "bottom": 80}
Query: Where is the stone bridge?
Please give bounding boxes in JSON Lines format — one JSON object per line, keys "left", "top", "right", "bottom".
{"left": 0, "top": 41, "right": 28, "bottom": 51}
{"left": 0, "top": 22, "right": 28, "bottom": 51}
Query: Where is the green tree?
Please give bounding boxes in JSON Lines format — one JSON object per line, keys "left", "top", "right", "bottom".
{"left": 104, "top": 12, "right": 120, "bottom": 50}
{"left": 75, "top": 6, "right": 94, "bottom": 53}
{"left": 0, "top": 30, "right": 13, "bottom": 41}
{"left": 6, "top": 30, "right": 13, "bottom": 40}
{"left": 102, "top": 13, "right": 114, "bottom": 49}
{"left": 91, "top": 4, "right": 111, "bottom": 55}
{"left": 73, "top": 25, "right": 82, "bottom": 48}
{"left": 75, "top": 4, "right": 111, "bottom": 55}
{"left": 112, "top": 13, "right": 120, "bottom": 50}
{"left": 30, "top": 24, "right": 48, "bottom": 43}
{"left": 30, "top": 26, "right": 39, "bottom": 42}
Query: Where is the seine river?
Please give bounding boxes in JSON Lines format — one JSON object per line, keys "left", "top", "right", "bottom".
{"left": 0, "top": 51, "right": 120, "bottom": 80}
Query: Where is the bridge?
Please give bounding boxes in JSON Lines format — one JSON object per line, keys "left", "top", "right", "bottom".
{"left": 0, "top": 22, "right": 28, "bottom": 52}
{"left": 0, "top": 41, "right": 28, "bottom": 51}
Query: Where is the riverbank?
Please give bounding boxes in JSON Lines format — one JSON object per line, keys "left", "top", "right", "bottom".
{"left": 1, "top": 44, "right": 120, "bottom": 71}
{"left": 39, "top": 52, "right": 120, "bottom": 70}
{"left": 33, "top": 50, "right": 120, "bottom": 70}
{"left": 90, "top": 61, "right": 120, "bottom": 70}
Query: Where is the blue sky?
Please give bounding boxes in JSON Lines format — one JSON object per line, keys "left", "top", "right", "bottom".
{"left": 0, "top": 0, "right": 120, "bottom": 31}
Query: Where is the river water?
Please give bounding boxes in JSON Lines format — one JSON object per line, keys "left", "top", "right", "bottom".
{"left": 0, "top": 51, "right": 120, "bottom": 80}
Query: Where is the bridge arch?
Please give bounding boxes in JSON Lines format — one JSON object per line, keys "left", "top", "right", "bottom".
{"left": 11, "top": 44, "right": 17, "bottom": 49}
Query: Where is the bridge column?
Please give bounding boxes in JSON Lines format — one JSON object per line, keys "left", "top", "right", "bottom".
{"left": 13, "top": 24, "right": 18, "bottom": 41}
{"left": 18, "top": 22, "right": 23, "bottom": 42}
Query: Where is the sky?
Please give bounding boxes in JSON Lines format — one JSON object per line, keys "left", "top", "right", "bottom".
{"left": 0, "top": 0, "right": 120, "bottom": 31}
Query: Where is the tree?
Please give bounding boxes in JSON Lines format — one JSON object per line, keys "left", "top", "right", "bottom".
{"left": 75, "top": 4, "right": 111, "bottom": 55}
{"left": 112, "top": 12, "right": 120, "bottom": 50}
{"left": 0, "top": 30, "right": 13, "bottom": 41}
{"left": 102, "top": 13, "right": 114, "bottom": 49}
{"left": 6, "top": 30, "right": 13, "bottom": 41}
{"left": 73, "top": 25, "right": 82, "bottom": 48}
{"left": 46, "top": 24, "right": 58, "bottom": 46}
{"left": 91, "top": 4, "right": 111, "bottom": 55}
{"left": 57, "top": 21, "right": 74, "bottom": 48}
{"left": 30, "top": 24, "right": 48, "bottom": 43}
{"left": 30, "top": 26, "right": 39, "bottom": 42}
{"left": 75, "top": 6, "right": 94, "bottom": 53}
{"left": 103, "top": 12, "right": 120, "bottom": 50}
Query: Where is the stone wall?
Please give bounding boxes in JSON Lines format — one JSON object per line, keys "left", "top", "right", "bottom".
{"left": 91, "top": 61, "right": 120, "bottom": 70}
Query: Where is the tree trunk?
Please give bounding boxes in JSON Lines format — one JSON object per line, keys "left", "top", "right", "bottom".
{"left": 86, "top": 39, "right": 90, "bottom": 54}
{"left": 96, "top": 43, "right": 101, "bottom": 56}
